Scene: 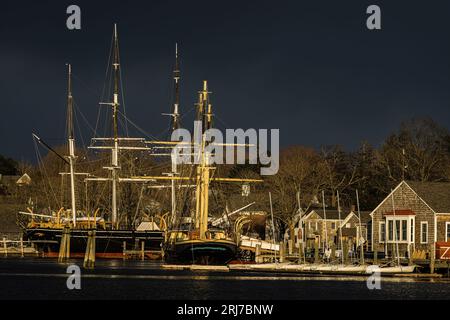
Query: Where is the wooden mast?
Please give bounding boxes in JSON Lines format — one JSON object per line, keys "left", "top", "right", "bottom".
{"left": 135, "top": 80, "right": 263, "bottom": 239}
{"left": 67, "top": 63, "right": 77, "bottom": 226}
{"left": 172, "top": 43, "right": 181, "bottom": 131}
{"left": 321, "top": 190, "right": 328, "bottom": 250}
{"left": 170, "top": 44, "right": 181, "bottom": 227}
{"left": 337, "top": 190, "right": 344, "bottom": 265}
{"left": 356, "top": 189, "right": 365, "bottom": 265}
{"left": 197, "top": 80, "right": 212, "bottom": 239}
{"left": 111, "top": 23, "right": 120, "bottom": 228}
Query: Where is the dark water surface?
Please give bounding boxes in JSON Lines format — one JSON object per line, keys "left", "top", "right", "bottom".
{"left": 0, "top": 258, "right": 449, "bottom": 300}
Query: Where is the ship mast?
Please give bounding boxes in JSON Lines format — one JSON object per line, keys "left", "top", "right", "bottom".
{"left": 196, "top": 80, "right": 213, "bottom": 239}
{"left": 67, "top": 63, "right": 77, "bottom": 226}
{"left": 170, "top": 44, "right": 181, "bottom": 226}
{"left": 172, "top": 43, "right": 181, "bottom": 132}
{"left": 87, "top": 24, "right": 154, "bottom": 229}
{"left": 111, "top": 23, "right": 120, "bottom": 228}
{"left": 136, "top": 80, "right": 263, "bottom": 237}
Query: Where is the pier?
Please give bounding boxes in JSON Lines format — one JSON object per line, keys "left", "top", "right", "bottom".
{"left": 0, "top": 234, "right": 37, "bottom": 257}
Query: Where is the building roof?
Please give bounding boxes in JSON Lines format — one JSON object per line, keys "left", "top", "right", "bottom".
{"left": 304, "top": 208, "right": 347, "bottom": 220}
{"left": 359, "top": 211, "right": 372, "bottom": 224}
{"left": 341, "top": 210, "right": 372, "bottom": 226}
{"left": 406, "top": 181, "right": 450, "bottom": 213}
{"left": 341, "top": 227, "right": 357, "bottom": 237}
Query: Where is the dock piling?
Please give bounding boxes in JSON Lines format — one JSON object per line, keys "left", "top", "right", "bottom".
{"left": 280, "top": 242, "right": 285, "bottom": 263}
{"left": 408, "top": 247, "right": 414, "bottom": 266}
{"left": 343, "top": 241, "right": 349, "bottom": 264}
{"left": 3, "top": 237, "right": 7, "bottom": 257}
{"left": 83, "top": 230, "right": 96, "bottom": 269}
{"left": 331, "top": 243, "right": 336, "bottom": 263}
{"left": 141, "top": 241, "right": 145, "bottom": 261}
{"left": 430, "top": 243, "right": 435, "bottom": 274}
{"left": 58, "top": 227, "right": 71, "bottom": 262}
{"left": 255, "top": 244, "right": 261, "bottom": 263}
{"left": 288, "top": 240, "right": 293, "bottom": 255}
{"left": 374, "top": 247, "right": 378, "bottom": 265}
{"left": 20, "top": 238, "right": 24, "bottom": 258}
{"left": 314, "top": 239, "right": 319, "bottom": 264}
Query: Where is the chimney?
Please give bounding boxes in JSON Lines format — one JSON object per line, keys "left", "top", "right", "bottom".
{"left": 351, "top": 205, "right": 356, "bottom": 212}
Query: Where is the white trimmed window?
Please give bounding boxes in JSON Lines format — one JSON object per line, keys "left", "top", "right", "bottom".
{"left": 402, "top": 220, "right": 407, "bottom": 241}
{"left": 387, "top": 220, "right": 394, "bottom": 241}
{"left": 379, "top": 222, "right": 386, "bottom": 243}
{"left": 385, "top": 217, "right": 412, "bottom": 243}
{"left": 420, "top": 222, "right": 428, "bottom": 244}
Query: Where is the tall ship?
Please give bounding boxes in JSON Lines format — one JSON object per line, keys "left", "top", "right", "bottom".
{"left": 156, "top": 80, "right": 262, "bottom": 265}
{"left": 19, "top": 25, "right": 165, "bottom": 258}
{"left": 19, "top": 25, "right": 262, "bottom": 263}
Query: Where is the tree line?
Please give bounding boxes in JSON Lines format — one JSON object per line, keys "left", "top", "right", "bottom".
{"left": 1, "top": 117, "right": 450, "bottom": 231}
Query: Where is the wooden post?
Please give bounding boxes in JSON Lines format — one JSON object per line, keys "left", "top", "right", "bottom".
{"left": 65, "top": 228, "right": 71, "bottom": 259}
{"left": 360, "top": 243, "right": 364, "bottom": 265}
{"left": 123, "top": 241, "right": 127, "bottom": 260}
{"left": 3, "top": 237, "right": 7, "bottom": 257}
{"left": 255, "top": 244, "right": 261, "bottom": 264}
{"left": 374, "top": 246, "right": 378, "bottom": 265}
{"left": 288, "top": 239, "right": 293, "bottom": 255}
{"left": 58, "top": 227, "right": 71, "bottom": 262}
{"left": 343, "top": 241, "right": 349, "bottom": 265}
{"left": 314, "top": 239, "right": 319, "bottom": 264}
{"left": 58, "top": 231, "right": 65, "bottom": 262}
{"left": 83, "top": 232, "right": 91, "bottom": 268}
{"left": 141, "top": 241, "right": 145, "bottom": 261}
{"left": 331, "top": 242, "right": 336, "bottom": 263}
{"left": 301, "top": 242, "right": 306, "bottom": 264}
{"left": 90, "top": 230, "right": 96, "bottom": 267}
{"left": 280, "top": 242, "right": 285, "bottom": 263}
{"left": 408, "top": 245, "right": 414, "bottom": 266}
{"left": 84, "top": 230, "right": 96, "bottom": 269}
{"left": 430, "top": 243, "right": 435, "bottom": 274}
{"left": 20, "top": 238, "right": 24, "bottom": 258}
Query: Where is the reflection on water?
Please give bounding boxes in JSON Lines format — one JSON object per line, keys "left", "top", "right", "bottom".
{"left": 0, "top": 258, "right": 449, "bottom": 300}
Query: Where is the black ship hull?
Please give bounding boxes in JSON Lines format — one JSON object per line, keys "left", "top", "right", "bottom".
{"left": 164, "top": 239, "right": 238, "bottom": 265}
{"left": 23, "top": 227, "right": 164, "bottom": 258}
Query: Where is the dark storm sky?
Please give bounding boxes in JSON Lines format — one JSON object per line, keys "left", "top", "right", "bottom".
{"left": 1, "top": 0, "right": 450, "bottom": 161}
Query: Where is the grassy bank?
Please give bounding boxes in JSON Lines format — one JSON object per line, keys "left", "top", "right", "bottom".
{"left": 0, "top": 197, "right": 22, "bottom": 233}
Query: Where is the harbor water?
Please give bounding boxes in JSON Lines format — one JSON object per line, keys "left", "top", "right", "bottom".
{"left": 0, "top": 258, "right": 449, "bottom": 300}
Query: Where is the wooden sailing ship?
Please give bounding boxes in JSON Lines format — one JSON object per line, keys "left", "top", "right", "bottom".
{"left": 141, "top": 78, "right": 262, "bottom": 265}
{"left": 163, "top": 83, "right": 252, "bottom": 264}
{"left": 20, "top": 25, "right": 164, "bottom": 258}
{"left": 20, "top": 24, "right": 262, "bottom": 263}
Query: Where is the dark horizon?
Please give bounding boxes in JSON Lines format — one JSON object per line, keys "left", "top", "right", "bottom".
{"left": 2, "top": 0, "right": 450, "bottom": 162}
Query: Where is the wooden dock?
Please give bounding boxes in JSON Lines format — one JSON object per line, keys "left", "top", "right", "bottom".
{"left": 1, "top": 237, "right": 37, "bottom": 257}
{"left": 162, "top": 264, "right": 230, "bottom": 272}
{"left": 122, "top": 240, "right": 163, "bottom": 261}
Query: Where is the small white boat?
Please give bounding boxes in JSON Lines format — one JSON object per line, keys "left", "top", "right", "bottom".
{"left": 365, "top": 265, "right": 416, "bottom": 274}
